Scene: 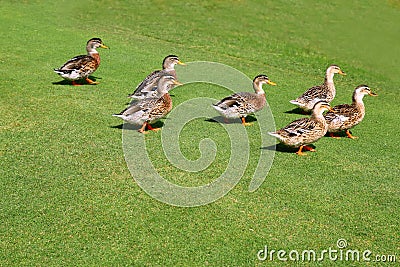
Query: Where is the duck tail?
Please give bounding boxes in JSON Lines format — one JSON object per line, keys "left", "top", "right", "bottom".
{"left": 112, "top": 114, "right": 124, "bottom": 119}
{"left": 212, "top": 103, "right": 226, "bottom": 111}
{"left": 268, "top": 132, "right": 281, "bottom": 139}
{"left": 127, "top": 94, "right": 143, "bottom": 99}
{"left": 54, "top": 68, "right": 71, "bottom": 75}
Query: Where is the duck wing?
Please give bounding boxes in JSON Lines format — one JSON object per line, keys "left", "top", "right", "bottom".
{"left": 128, "top": 70, "right": 162, "bottom": 98}
{"left": 215, "top": 92, "right": 256, "bottom": 109}
{"left": 325, "top": 104, "right": 355, "bottom": 121}
{"left": 278, "top": 118, "right": 320, "bottom": 138}
{"left": 55, "top": 55, "right": 95, "bottom": 73}
{"left": 331, "top": 104, "right": 356, "bottom": 115}
{"left": 117, "top": 97, "right": 159, "bottom": 116}
{"left": 297, "top": 84, "right": 328, "bottom": 102}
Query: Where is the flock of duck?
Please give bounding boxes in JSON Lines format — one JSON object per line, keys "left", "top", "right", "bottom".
{"left": 54, "top": 38, "right": 377, "bottom": 156}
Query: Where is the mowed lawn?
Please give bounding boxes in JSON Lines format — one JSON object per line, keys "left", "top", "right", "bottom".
{"left": 1, "top": 0, "right": 399, "bottom": 266}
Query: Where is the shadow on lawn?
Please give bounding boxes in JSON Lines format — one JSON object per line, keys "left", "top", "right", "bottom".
{"left": 262, "top": 143, "right": 316, "bottom": 154}
{"left": 109, "top": 121, "right": 165, "bottom": 131}
{"left": 52, "top": 76, "right": 101, "bottom": 86}
{"left": 205, "top": 115, "right": 257, "bottom": 124}
{"left": 284, "top": 107, "right": 310, "bottom": 115}
{"left": 324, "top": 131, "right": 353, "bottom": 138}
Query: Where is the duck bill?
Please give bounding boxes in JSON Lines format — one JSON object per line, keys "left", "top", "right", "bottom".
{"left": 267, "top": 80, "right": 277, "bottom": 86}
{"left": 173, "top": 80, "right": 184, "bottom": 86}
{"left": 339, "top": 70, "right": 346, "bottom": 75}
{"left": 369, "top": 92, "right": 378, "bottom": 96}
{"left": 177, "top": 60, "right": 186, "bottom": 66}
{"left": 100, "top": 44, "right": 110, "bottom": 49}
{"left": 325, "top": 106, "right": 335, "bottom": 112}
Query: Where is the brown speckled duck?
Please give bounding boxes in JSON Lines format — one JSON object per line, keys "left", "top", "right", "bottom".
{"left": 54, "top": 38, "right": 109, "bottom": 85}
{"left": 325, "top": 85, "right": 377, "bottom": 139}
{"left": 113, "top": 75, "right": 182, "bottom": 133}
{"left": 212, "top": 74, "right": 276, "bottom": 126}
{"left": 290, "top": 65, "right": 346, "bottom": 112}
{"left": 269, "top": 101, "right": 333, "bottom": 155}
{"left": 128, "top": 55, "right": 185, "bottom": 99}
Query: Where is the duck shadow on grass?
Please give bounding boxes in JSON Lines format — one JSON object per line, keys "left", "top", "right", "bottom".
{"left": 324, "top": 131, "right": 352, "bottom": 138}
{"left": 205, "top": 115, "right": 257, "bottom": 124}
{"left": 262, "top": 143, "right": 316, "bottom": 154}
{"left": 52, "top": 76, "right": 101, "bottom": 86}
{"left": 284, "top": 107, "right": 310, "bottom": 115}
{"left": 109, "top": 120, "right": 165, "bottom": 131}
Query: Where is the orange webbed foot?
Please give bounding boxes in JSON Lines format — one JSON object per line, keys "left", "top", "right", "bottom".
{"left": 85, "top": 77, "right": 99, "bottom": 85}
{"left": 241, "top": 117, "right": 253, "bottom": 126}
{"left": 295, "top": 146, "right": 307, "bottom": 156}
{"left": 146, "top": 124, "right": 161, "bottom": 132}
{"left": 303, "top": 145, "right": 316, "bottom": 152}
{"left": 138, "top": 123, "right": 147, "bottom": 134}
{"left": 346, "top": 130, "right": 358, "bottom": 139}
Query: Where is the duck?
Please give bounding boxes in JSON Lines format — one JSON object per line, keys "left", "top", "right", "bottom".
{"left": 128, "top": 55, "right": 185, "bottom": 99}
{"left": 324, "top": 85, "right": 377, "bottom": 139}
{"left": 268, "top": 101, "right": 334, "bottom": 155}
{"left": 212, "top": 74, "right": 276, "bottom": 126}
{"left": 113, "top": 75, "right": 182, "bottom": 133}
{"left": 290, "top": 65, "right": 346, "bottom": 112}
{"left": 54, "top": 38, "right": 109, "bottom": 85}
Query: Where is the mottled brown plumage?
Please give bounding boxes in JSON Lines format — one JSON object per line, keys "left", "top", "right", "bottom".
{"left": 212, "top": 74, "right": 276, "bottom": 126}
{"left": 325, "top": 85, "right": 377, "bottom": 139}
{"left": 113, "top": 75, "right": 182, "bottom": 133}
{"left": 290, "top": 65, "right": 346, "bottom": 112}
{"left": 54, "top": 38, "right": 108, "bottom": 85}
{"left": 128, "top": 55, "right": 185, "bottom": 99}
{"left": 269, "top": 101, "right": 333, "bottom": 155}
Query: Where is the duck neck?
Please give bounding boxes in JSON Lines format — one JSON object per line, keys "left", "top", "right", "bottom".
{"left": 166, "top": 69, "right": 177, "bottom": 77}
{"left": 88, "top": 51, "right": 100, "bottom": 65}
{"left": 164, "top": 63, "right": 176, "bottom": 72}
{"left": 311, "top": 109, "right": 326, "bottom": 122}
{"left": 324, "top": 71, "right": 336, "bottom": 99}
{"left": 156, "top": 84, "right": 170, "bottom": 97}
{"left": 324, "top": 70, "right": 335, "bottom": 85}
{"left": 253, "top": 82, "right": 265, "bottom": 95}
{"left": 352, "top": 92, "right": 366, "bottom": 113}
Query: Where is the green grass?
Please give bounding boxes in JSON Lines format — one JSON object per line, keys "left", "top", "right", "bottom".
{"left": 1, "top": 0, "right": 399, "bottom": 266}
